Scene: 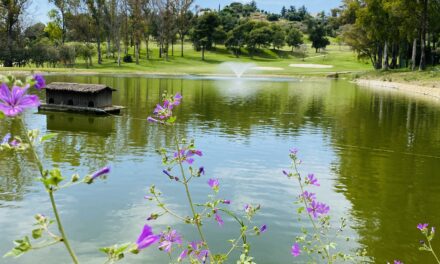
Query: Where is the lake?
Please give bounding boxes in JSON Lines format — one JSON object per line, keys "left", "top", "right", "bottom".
{"left": 1, "top": 75, "right": 440, "bottom": 263}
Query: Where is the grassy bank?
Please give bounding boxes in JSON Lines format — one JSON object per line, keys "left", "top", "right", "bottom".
{"left": 0, "top": 42, "right": 372, "bottom": 77}
{"left": 355, "top": 67, "right": 440, "bottom": 88}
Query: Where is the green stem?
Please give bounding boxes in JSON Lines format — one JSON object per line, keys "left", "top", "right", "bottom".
{"left": 293, "top": 159, "right": 332, "bottom": 264}
{"left": 428, "top": 240, "right": 440, "bottom": 264}
{"left": 174, "top": 137, "right": 207, "bottom": 243}
{"left": 19, "top": 118, "right": 79, "bottom": 264}
{"left": 173, "top": 136, "right": 215, "bottom": 263}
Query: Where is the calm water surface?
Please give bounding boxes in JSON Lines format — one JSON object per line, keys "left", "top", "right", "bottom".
{"left": 1, "top": 75, "right": 440, "bottom": 263}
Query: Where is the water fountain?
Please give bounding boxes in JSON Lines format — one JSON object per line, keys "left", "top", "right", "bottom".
{"left": 220, "top": 62, "right": 256, "bottom": 78}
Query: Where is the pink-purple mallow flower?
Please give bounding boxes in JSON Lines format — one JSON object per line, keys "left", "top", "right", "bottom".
{"left": 260, "top": 224, "right": 267, "bottom": 233}
{"left": 174, "top": 149, "right": 203, "bottom": 164}
{"left": 88, "top": 166, "right": 111, "bottom": 183}
{"left": 1, "top": 133, "right": 21, "bottom": 148}
{"left": 33, "top": 74, "right": 46, "bottom": 90}
{"left": 290, "top": 148, "right": 298, "bottom": 155}
{"left": 291, "top": 243, "right": 301, "bottom": 257}
{"left": 1, "top": 133, "right": 11, "bottom": 144}
{"left": 214, "top": 210, "right": 224, "bottom": 226}
{"left": 147, "top": 93, "right": 182, "bottom": 124}
{"left": 136, "top": 224, "right": 160, "bottom": 250}
{"left": 221, "top": 200, "right": 231, "bottom": 204}
{"left": 208, "top": 178, "right": 219, "bottom": 191}
{"left": 178, "top": 241, "right": 209, "bottom": 262}
{"left": 301, "top": 191, "right": 316, "bottom": 202}
{"left": 159, "top": 230, "right": 182, "bottom": 253}
{"left": 417, "top": 223, "right": 429, "bottom": 231}
{"left": 0, "top": 84, "right": 40, "bottom": 117}
{"left": 306, "top": 173, "right": 320, "bottom": 186}
{"left": 307, "top": 200, "right": 330, "bottom": 218}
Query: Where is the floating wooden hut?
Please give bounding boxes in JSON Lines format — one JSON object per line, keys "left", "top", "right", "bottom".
{"left": 38, "top": 82, "right": 124, "bottom": 114}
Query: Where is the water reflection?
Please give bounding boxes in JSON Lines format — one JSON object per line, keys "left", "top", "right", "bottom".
{"left": 0, "top": 76, "right": 439, "bottom": 263}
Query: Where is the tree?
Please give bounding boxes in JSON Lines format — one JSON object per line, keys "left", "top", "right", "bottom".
{"left": 0, "top": 0, "right": 29, "bottom": 67}
{"left": 49, "top": 0, "right": 75, "bottom": 44}
{"left": 270, "top": 24, "right": 285, "bottom": 50}
{"left": 85, "top": 0, "right": 105, "bottom": 64}
{"left": 286, "top": 27, "right": 303, "bottom": 51}
{"left": 190, "top": 11, "right": 220, "bottom": 60}
{"left": 174, "top": 0, "right": 194, "bottom": 57}
{"left": 309, "top": 24, "right": 330, "bottom": 52}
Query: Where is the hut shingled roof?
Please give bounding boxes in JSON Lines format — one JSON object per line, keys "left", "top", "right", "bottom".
{"left": 45, "top": 82, "right": 115, "bottom": 93}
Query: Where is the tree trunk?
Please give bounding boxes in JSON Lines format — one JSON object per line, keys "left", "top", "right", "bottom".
{"left": 135, "top": 42, "right": 140, "bottom": 64}
{"left": 391, "top": 44, "right": 398, "bottom": 69}
{"left": 97, "top": 34, "right": 102, "bottom": 64}
{"left": 117, "top": 40, "right": 121, "bottom": 66}
{"left": 107, "top": 37, "right": 111, "bottom": 58}
{"left": 145, "top": 36, "right": 150, "bottom": 60}
{"left": 411, "top": 38, "right": 417, "bottom": 71}
{"left": 172, "top": 40, "right": 174, "bottom": 57}
{"left": 383, "top": 41, "right": 389, "bottom": 70}
{"left": 419, "top": 0, "right": 428, "bottom": 71}
{"left": 375, "top": 44, "right": 383, "bottom": 70}
{"left": 181, "top": 36, "right": 184, "bottom": 57}
{"left": 202, "top": 46, "right": 205, "bottom": 61}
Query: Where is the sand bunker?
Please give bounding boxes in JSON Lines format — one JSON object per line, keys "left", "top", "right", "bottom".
{"left": 289, "top": 64, "right": 333, "bottom": 69}
{"left": 252, "top": 66, "right": 284, "bottom": 71}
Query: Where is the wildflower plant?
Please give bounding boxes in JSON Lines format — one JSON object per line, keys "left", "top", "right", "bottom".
{"left": 1, "top": 75, "right": 110, "bottom": 264}
{"left": 124, "top": 92, "right": 266, "bottom": 264}
{"left": 417, "top": 223, "right": 440, "bottom": 263}
{"left": 283, "top": 148, "right": 369, "bottom": 263}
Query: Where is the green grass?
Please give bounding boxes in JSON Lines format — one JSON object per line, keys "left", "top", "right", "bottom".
{"left": 0, "top": 42, "right": 373, "bottom": 77}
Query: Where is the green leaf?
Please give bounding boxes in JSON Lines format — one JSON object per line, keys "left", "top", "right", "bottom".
{"left": 32, "top": 229, "right": 43, "bottom": 239}
{"left": 4, "top": 237, "right": 32, "bottom": 258}
{"left": 0, "top": 111, "right": 4, "bottom": 119}
{"left": 297, "top": 206, "right": 305, "bottom": 214}
{"left": 40, "top": 133, "right": 58, "bottom": 143}
{"left": 48, "top": 168, "right": 64, "bottom": 187}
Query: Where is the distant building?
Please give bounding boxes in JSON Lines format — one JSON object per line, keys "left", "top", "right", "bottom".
{"left": 40, "top": 82, "right": 123, "bottom": 114}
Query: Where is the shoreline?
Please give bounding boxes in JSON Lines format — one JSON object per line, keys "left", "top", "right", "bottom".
{"left": 355, "top": 79, "right": 440, "bottom": 100}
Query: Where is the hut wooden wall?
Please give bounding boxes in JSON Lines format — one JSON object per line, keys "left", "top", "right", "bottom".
{"left": 46, "top": 90, "right": 113, "bottom": 108}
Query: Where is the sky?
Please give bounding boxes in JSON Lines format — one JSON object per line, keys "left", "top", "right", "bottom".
{"left": 28, "top": 0, "right": 342, "bottom": 24}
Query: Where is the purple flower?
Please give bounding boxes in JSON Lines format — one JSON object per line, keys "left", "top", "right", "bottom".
{"left": 417, "top": 223, "right": 429, "bottom": 231}
{"left": 0, "top": 84, "right": 40, "bottom": 117}
{"left": 394, "top": 261, "right": 403, "bottom": 264}
{"left": 222, "top": 200, "right": 231, "bottom": 204}
{"left": 214, "top": 211, "right": 224, "bottom": 227}
{"left": 282, "top": 170, "right": 290, "bottom": 177}
{"left": 147, "top": 116, "right": 159, "bottom": 123}
{"left": 260, "top": 224, "right": 267, "bottom": 233}
{"left": 189, "top": 241, "right": 209, "bottom": 261}
{"left": 173, "top": 93, "right": 182, "bottom": 106}
{"left": 1, "top": 133, "right": 11, "bottom": 144}
{"left": 144, "top": 195, "right": 153, "bottom": 200}
{"left": 244, "top": 204, "right": 251, "bottom": 213}
{"left": 208, "top": 178, "right": 219, "bottom": 189}
{"left": 174, "top": 149, "right": 202, "bottom": 164}
{"left": 9, "top": 139, "right": 19, "bottom": 147}
{"left": 307, "top": 173, "right": 320, "bottom": 186}
{"left": 290, "top": 148, "right": 298, "bottom": 155}
{"left": 198, "top": 166, "right": 205, "bottom": 176}
{"left": 136, "top": 224, "right": 160, "bottom": 250}
{"left": 90, "top": 166, "right": 111, "bottom": 181}
{"left": 307, "top": 200, "right": 330, "bottom": 219}
{"left": 163, "top": 170, "right": 173, "bottom": 179}
{"left": 301, "top": 191, "right": 316, "bottom": 201}
{"left": 33, "top": 74, "right": 46, "bottom": 90}
{"left": 291, "top": 243, "right": 301, "bottom": 257}
{"left": 159, "top": 230, "right": 182, "bottom": 253}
